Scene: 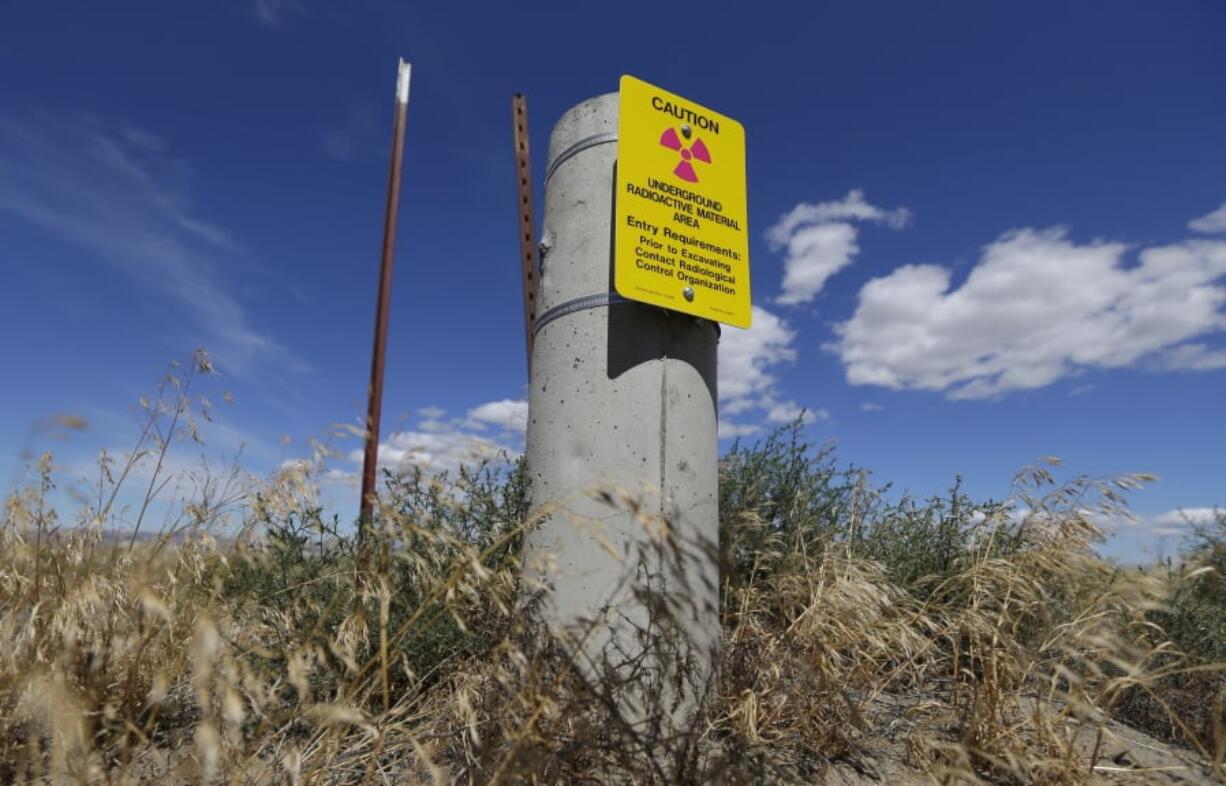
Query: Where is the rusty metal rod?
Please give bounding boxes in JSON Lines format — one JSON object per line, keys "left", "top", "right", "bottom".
{"left": 359, "top": 59, "right": 412, "bottom": 559}
{"left": 512, "top": 93, "right": 538, "bottom": 375}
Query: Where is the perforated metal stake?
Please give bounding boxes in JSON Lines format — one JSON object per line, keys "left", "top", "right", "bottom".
{"left": 512, "top": 94, "right": 538, "bottom": 375}
{"left": 359, "top": 59, "right": 412, "bottom": 563}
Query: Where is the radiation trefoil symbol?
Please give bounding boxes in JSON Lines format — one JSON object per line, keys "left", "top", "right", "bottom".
{"left": 659, "top": 124, "right": 711, "bottom": 183}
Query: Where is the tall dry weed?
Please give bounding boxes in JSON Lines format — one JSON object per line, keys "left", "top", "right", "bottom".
{"left": 0, "top": 366, "right": 1220, "bottom": 784}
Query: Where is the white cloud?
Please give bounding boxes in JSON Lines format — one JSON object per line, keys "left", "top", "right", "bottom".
{"left": 766, "top": 189, "right": 912, "bottom": 246}
{"left": 347, "top": 427, "right": 517, "bottom": 476}
{"left": 1148, "top": 507, "right": 1221, "bottom": 536}
{"left": 119, "top": 126, "right": 167, "bottom": 153}
{"left": 765, "top": 400, "right": 827, "bottom": 424}
{"left": 721, "top": 396, "right": 758, "bottom": 416}
{"left": 0, "top": 115, "right": 308, "bottom": 376}
{"left": 466, "top": 399, "right": 529, "bottom": 434}
{"left": 253, "top": 0, "right": 306, "bottom": 27}
{"left": 275, "top": 459, "right": 357, "bottom": 490}
{"left": 718, "top": 305, "right": 796, "bottom": 404}
{"left": 1103, "top": 507, "right": 1221, "bottom": 538}
{"left": 717, "top": 306, "right": 830, "bottom": 435}
{"left": 859, "top": 402, "right": 883, "bottom": 413}
{"left": 322, "top": 468, "right": 359, "bottom": 487}
{"left": 322, "top": 100, "right": 383, "bottom": 161}
{"left": 333, "top": 398, "right": 527, "bottom": 478}
{"left": 717, "top": 419, "right": 761, "bottom": 439}
{"left": 774, "top": 223, "right": 859, "bottom": 306}
{"left": 768, "top": 190, "right": 911, "bottom": 305}
{"left": 832, "top": 226, "right": 1226, "bottom": 399}
{"left": 1153, "top": 342, "right": 1226, "bottom": 371}
{"left": 1190, "top": 202, "right": 1226, "bottom": 234}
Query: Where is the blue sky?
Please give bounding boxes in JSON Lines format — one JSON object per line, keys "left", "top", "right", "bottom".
{"left": 2, "top": 1, "right": 1224, "bottom": 561}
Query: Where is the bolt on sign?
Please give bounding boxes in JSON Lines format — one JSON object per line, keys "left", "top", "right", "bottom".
{"left": 615, "top": 75, "right": 751, "bottom": 328}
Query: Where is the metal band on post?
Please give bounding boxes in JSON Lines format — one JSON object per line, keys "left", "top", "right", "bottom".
{"left": 532, "top": 291, "right": 629, "bottom": 335}
{"left": 532, "top": 290, "right": 721, "bottom": 341}
{"left": 544, "top": 131, "right": 618, "bottom": 185}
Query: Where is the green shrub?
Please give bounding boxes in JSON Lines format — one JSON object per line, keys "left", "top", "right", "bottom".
{"left": 1116, "top": 509, "right": 1226, "bottom": 748}
{"left": 719, "top": 420, "right": 1013, "bottom": 594}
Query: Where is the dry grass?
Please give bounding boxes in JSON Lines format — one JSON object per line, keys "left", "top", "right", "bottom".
{"left": 1, "top": 353, "right": 1222, "bottom": 784}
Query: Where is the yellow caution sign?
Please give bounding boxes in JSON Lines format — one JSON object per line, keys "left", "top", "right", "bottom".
{"left": 615, "top": 75, "right": 751, "bottom": 328}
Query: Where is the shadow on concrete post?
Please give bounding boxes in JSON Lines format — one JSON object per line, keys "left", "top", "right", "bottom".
{"left": 520, "top": 92, "right": 721, "bottom": 779}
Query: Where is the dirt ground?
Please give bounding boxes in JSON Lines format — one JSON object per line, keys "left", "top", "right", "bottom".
{"left": 818, "top": 693, "right": 1221, "bottom": 786}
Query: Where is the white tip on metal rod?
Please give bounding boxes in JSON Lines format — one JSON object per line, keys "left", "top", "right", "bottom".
{"left": 396, "top": 59, "right": 412, "bottom": 104}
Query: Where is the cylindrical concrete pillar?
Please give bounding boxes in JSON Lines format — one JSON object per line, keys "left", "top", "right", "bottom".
{"left": 522, "top": 93, "right": 720, "bottom": 736}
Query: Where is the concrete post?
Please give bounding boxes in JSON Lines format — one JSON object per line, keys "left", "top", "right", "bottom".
{"left": 522, "top": 93, "right": 720, "bottom": 747}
